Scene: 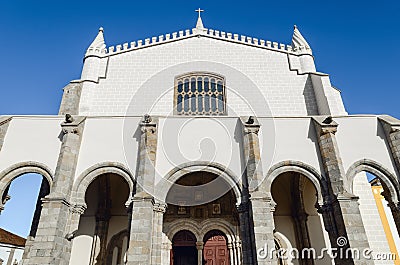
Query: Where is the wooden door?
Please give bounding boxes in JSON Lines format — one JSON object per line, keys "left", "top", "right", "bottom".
{"left": 204, "top": 234, "right": 229, "bottom": 265}
{"left": 172, "top": 230, "right": 198, "bottom": 265}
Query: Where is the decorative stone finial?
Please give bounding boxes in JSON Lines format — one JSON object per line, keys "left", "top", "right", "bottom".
{"left": 291, "top": 25, "right": 312, "bottom": 55}
{"left": 142, "top": 114, "right": 152, "bottom": 124}
{"left": 85, "top": 26, "right": 107, "bottom": 56}
{"left": 322, "top": 116, "right": 333, "bottom": 124}
{"left": 65, "top": 113, "right": 74, "bottom": 123}
{"left": 246, "top": 116, "right": 255, "bottom": 125}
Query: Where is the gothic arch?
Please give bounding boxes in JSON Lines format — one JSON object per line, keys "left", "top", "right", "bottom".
{"left": 156, "top": 161, "right": 243, "bottom": 204}
{"left": 71, "top": 162, "right": 135, "bottom": 206}
{"left": 346, "top": 159, "right": 399, "bottom": 203}
{"left": 0, "top": 161, "right": 53, "bottom": 203}
{"left": 263, "top": 160, "right": 325, "bottom": 203}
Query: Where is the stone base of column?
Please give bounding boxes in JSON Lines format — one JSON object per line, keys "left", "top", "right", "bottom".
{"left": 334, "top": 193, "right": 374, "bottom": 265}
{"left": 249, "top": 191, "right": 277, "bottom": 265}
{"left": 23, "top": 197, "right": 72, "bottom": 265}
{"left": 126, "top": 191, "right": 155, "bottom": 265}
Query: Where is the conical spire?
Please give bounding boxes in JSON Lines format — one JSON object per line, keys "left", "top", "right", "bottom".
{"left": 85, "top": 27, "right": 107, "bottom": 56}
{"left": 291, "top": 25, "right": 312, "bottom": 54}
{"left": 193, "top": 8, "right": 207, "bottom": 34}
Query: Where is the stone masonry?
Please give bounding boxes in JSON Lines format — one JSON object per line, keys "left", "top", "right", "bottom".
{"left": 23, "top": 116, "right": 85, "bottom": 265}
{"left": 241, "top": 116, "right": 276, "bottom": 265}
{"left": 313, "top": 116, "right": 372, "bottom": 265}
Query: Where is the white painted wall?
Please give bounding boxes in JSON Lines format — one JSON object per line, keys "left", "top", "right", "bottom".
{"left": 75, "top": 117, "right": 141, "bottom": 181}
{"left": 353, "top": 172, "right": 392, "bottom": 264}
{"left": 0, "top": 246, "right": 23, "bottom": 265}
{"left": 155, "top": 117, "right": 243, "bottom": 185}
{"left": 260, "top": 117, "right": 322, "bottom": 176}
{"left": 335, "top": 116, "right": 396, "bottom": 175}
{"left": 0, "top": 117, "right": 63, "bottom": 174}
{"left": 78, "top": 36, "right": 346, "bottom": 117}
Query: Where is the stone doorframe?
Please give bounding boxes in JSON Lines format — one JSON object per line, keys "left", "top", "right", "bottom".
{"left": 163, "top": 218, "right": 242, "bottom": 265}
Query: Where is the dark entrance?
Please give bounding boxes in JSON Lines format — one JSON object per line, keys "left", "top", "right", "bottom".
{"left": 203, "top": 230, "right": 229, "bottom": 265}
{"left": 172, "top": 230, "right": 198, "bottom": 265}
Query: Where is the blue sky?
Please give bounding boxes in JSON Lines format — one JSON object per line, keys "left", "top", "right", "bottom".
{"left": 0, "top": 0, "right": 399, "bottom": 236}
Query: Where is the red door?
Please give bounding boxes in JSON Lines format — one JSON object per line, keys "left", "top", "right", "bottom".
{"left": 203, "top": 231, "right": 229, "bottom": 265}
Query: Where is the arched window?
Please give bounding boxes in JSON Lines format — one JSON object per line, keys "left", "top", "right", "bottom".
{"left": 175, "top": 73, "right": 226, "bottom": 115}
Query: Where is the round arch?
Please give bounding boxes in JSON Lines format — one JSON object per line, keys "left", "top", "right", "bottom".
{"left": 156, "top": 161, "right": 243, "bottom": 204}
{"left": 263, "top": 161, "right": 325, "bottom": 204}
{"left": 71, "top": 162, "right": 135, "bottom": 206}
{"left": 165, "top": 219, "right": 201, "bottom": 242}
{"left": 0, "top": 161, "right": 54, "bottom": 202}
{"left": 346, "top": 159, "right": 400, "bottom": 203}
{"left": 274, "top": 232, "right": 294, "bottom": 265}
{"left": 200, "top": 219, "right": 237, "bottom": 244}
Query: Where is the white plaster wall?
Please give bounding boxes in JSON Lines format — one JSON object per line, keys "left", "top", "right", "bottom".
{"left": 353, "top": 172, "right": 391, "bottom": 264}
{"left": 69, "top": 216, "right": 95, "bottom": 265}
{"left": 335, "top": 116, "right": 396, "bottom": 174}
{"left": 0, "top": 117, "right": 63, "bottom": 173}
{"left": 79, "top": 37, "right": 329, "bottom": 116}
{"left": 260, "top": 117, "right": 322, "bottom": 175}
{"left": 74, "top": 117, "right": 141, "bottom": 181}
{"left": 155, "top": 117, "right": 243, "bottom": 184}
{"left": 0, "top": 246, "right": 23, "bottom": 264}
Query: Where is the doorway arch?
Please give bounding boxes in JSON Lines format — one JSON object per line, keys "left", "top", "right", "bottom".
{"left": 203, "top": 230, "right": 230, "bottom": 265}
{"left": 172, "top": 230, "right": 198, "bottom": 265}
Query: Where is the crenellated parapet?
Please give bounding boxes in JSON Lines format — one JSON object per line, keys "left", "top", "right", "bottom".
{"left": 84, "top": 26, "right": 310, "bottom": 59}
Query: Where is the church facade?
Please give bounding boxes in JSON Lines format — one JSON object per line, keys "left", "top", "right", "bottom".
{"left": 0, "top": 14, "right": 400, "bottom": 265}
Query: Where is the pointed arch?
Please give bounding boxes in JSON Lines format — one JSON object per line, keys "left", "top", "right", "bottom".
{"left": 346, "top": 159, "right": 399, "bottom": 203}
{"left": 263, "top": 160, "right": 325, "bottom": 203}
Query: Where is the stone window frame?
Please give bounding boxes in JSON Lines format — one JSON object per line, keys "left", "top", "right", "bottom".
{"left": 174, "top": 72, "right": 227, "bottom": 116}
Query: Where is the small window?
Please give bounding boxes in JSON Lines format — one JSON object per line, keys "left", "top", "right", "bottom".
{"left": 174, "top": 72, "right": 226, "bottom": 115}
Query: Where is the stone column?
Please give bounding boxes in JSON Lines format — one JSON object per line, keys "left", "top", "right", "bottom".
{"left": 228, "top": 242, "right": 234, "bottom": 265}
{"left": 152, "top": 202, "right": 167, "bottom": 265}
{"left": 237, "top": 202, "right": 252, "bottom": 265}
{"left": 196, "top": 242, "right": 204, "bottom": 265}
{"left": 240, "top": 116, "right": 276, "bottom": 265}
{"left": 379, "top": 115, "right": 400, "bottom": 177}
{"left": 136, "top": 114, "right": 158, "bottom": 194}
{"left": 126, "top": 192, "right": 155, "bottom": 265}
{"left": 0, "top": 116, "right": 11, "bottom": 153}
{"left": 0, "top": 117, "right": 11, "bottom": 212}
{"left": 312, "top": 116, "right": 372, "bottom": 265}
{"left": 58, "top": 81, "right": 83, "bottom": 115}
{"left": 127, "top": 114, "right": 159, "bottom": 265}
{"left": 23, "top": 115, "right": 85, "bottom": 265}
{"left": 249, "top": 193, "right": 276, "bottom": 265}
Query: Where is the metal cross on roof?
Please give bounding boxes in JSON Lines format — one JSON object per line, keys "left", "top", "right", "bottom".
{"left": 195, "top": 8, "right": 204, "bottom": 18}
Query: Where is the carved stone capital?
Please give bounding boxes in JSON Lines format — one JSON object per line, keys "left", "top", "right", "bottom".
{"left": 196, "top": 241, "right": 204, "bottom": 250}
{"left": 61, "top": 116, "right": 86, "bottom": 135}
{"left": 70, "top": 204, "right": 87, "bottom": 215}
{"left": 140, "top": 114, "right": 157, "bottom": 134}
{"left": 236, "top": 202, "right": 249, "bottom": 213}
{"left": 312, "top": 116, "right": 338, "bottom": 136}
{"left": 240, "top": 116, "right": 261, "bottom": 135}
{"left": 41, "top": 196, "right": 71, "bottom": 207}
{"left": 153, "top": 202, "right": 167, "bottom": 213}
